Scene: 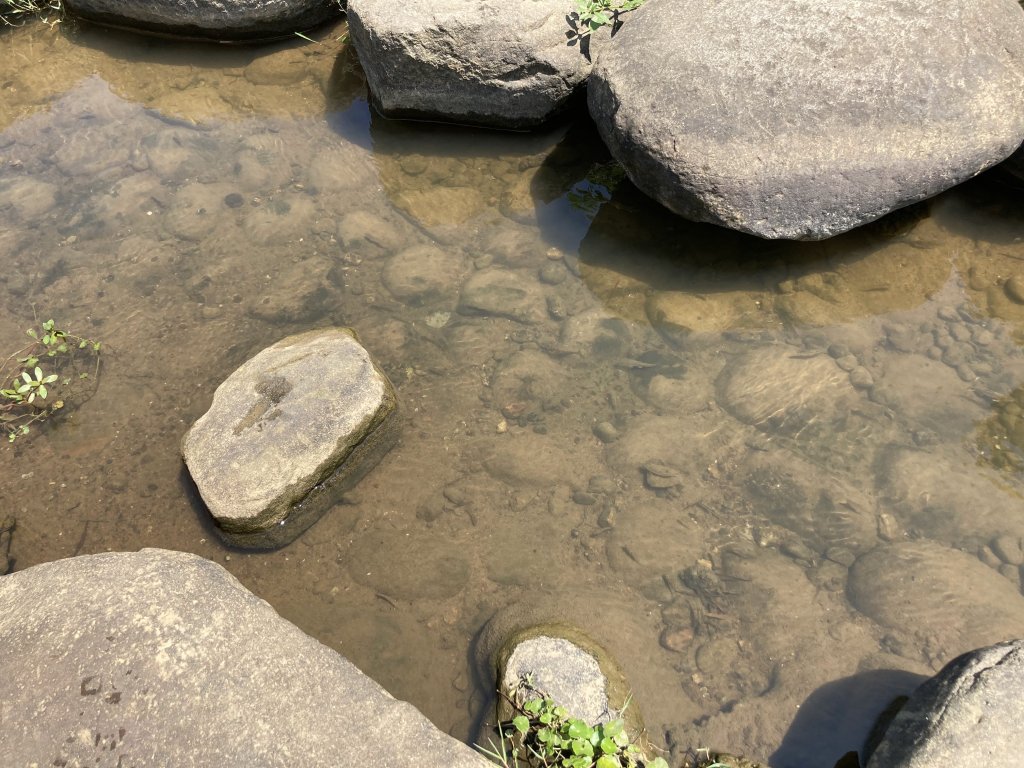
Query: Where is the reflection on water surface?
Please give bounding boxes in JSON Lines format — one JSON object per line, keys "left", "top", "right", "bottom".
{"left": 2, "top": 19, "right": 1024, "bottom": 767}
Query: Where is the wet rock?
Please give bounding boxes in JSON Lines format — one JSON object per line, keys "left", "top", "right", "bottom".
{"left": 992, "top": 534, "right": 1024, "bottom": 566}
{"left": 560, "top": 309, "right": 631, "bottom": 357}
{"left": 495, "top": 626, "right": 638, "bottom": 731}
{"left": 336, "top": 209, "right": 409, "bottom": 256}
{"left": 1005, "top": 275, "right": 1024, "bottom": 305}
{"left": 0, "top": 550, "right": 487, "bottom": 767}
{"left": 348, "top": 529, "right": 469, "bottom": 600}
{"left": 588, "top": 0, "right": 1024, "bottom": 239}
{"left": 642, "top": 462, "right": 684, "bottom": 491}
{"left": 182, "top": 328, "right": 399, "bottom": 549}
{"left": 346, "top": 0, "right": 592, "bottom": 128}
{"left": 458, "top": 268, "right": 546, "bottom": 324}
{"left": 164, "top": 182, "right": 237, "bottom": 242}
{"left": 247, "top": 261, "right": 332, "bottom": 324}
{"left": 866, "top": 640, "right": 1024, "bottom": 768}
{"left": 62, "top": 0, "right": 340, "bottom": 41}
{"left": 0, "top": 176, "right": 58, "bottom": 222}
{"left": 848, "top": 541, "right": 1024, "bottom": 654}
{"left": 717, "top": 346, "right": 860, "bottom": 436}
{"left": 242, "top": 194, "right": 317, "bottom": 245}
{"left": 382, "top": 244, "right": 467, "bottom": 304}
{"left": 592, "top": 421, "right": 620, "bottom": 444}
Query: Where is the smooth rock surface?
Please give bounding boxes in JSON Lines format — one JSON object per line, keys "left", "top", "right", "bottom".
{"left": 182, "top": 328, "right": 398, "bottom": 548}
{"left": 346, "top": 0, "right": 592, "bottom": 127}
{"left": 588, "top": 0, "right": 1024, "bottom": 239}
{"left": 62, "top": 0, "right": 341, "bottom": 41}
{"left": 866, "top": 640, "right": 1024, "bottom": 768}
{"left": 0, "top": 549, "right": 490, "bottom": 767}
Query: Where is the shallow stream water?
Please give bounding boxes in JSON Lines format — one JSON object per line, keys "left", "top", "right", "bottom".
{"left": 3, "top": 19, "right": 1024, "bottom": 767}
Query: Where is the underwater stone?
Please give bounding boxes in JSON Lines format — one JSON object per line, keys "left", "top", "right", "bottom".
{"left": 182, "top": 328, "right": 398, "bottom": 549}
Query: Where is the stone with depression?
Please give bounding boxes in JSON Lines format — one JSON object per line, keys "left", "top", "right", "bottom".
{"left": 182, "top": 328, "right": 398, "bottom": 549}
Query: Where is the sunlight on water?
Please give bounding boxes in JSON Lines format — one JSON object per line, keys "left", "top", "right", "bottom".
{"left": 2, "top": 18, "right": 1024, "bottom": 766}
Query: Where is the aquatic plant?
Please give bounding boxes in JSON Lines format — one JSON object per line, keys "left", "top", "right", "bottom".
{"left": 477, "top": 678, "right": 669, "bottom": 768}
{"left": 570, "top": 0, "right": 646, "bottom": 39}
{"left": 1, "top": 318, "right": 101, "bottom": 443}
{"left": 0, "top": 0, "right": 63, "bottom": 26}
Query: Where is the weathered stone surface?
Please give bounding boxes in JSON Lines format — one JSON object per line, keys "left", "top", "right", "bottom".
{"left": 0, "top": 549, "right": 490, "bottom": 767}
{"left": 182, "top": 328, "right": 398, "bottom": 548}
{"left": 62, "top": 0, "right": 341, "bottom": 41}
{"left": 588, "top": 0, "right": 1024, "bottom": 239}
{"left": 495, "top": 625, "right": 639, "bottom": 734}
{"left": 458, "top": 268, "right": 547, "bottom": 323}
{"left": 866, "top": 640, "right": 1024, "bottom": 768}
{"left": 346, "top": 0, "right": 591, "bottom": 127}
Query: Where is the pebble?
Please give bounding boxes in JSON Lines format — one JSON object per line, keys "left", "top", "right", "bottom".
{"left": 998, "top": 563, "right": 1022, "bottom": 587}
{"left": 950, "top": 324, "right": 972, "bottom": 342}
{"left": 835, "top": 354, "right": 859, "bottom": 372}
{"left": 572, "top": 491, "right": 598, "bottom": 506}
{"left": 827, "top": 344, "right": 850, "bottom": 359}
{"left": 588, "top": 476, "right": 617, "bottom": 494}
{"left": 956, "top": 364, "right": 976, "bottom": 383}
{"left": 849, "top": 367, "right": 874, "bottom": 389}
{"left": 223, "top": 192, "right": 245, "bottom": 209}
{"left": 659, "top": 626, "right": 694, "bottom": 653}
{"left": 937, "top": 306, "right": 959, "bottom": 322}
{"left": 972, "top": 328, "right": 995, "bottom": 347}
{"left": 978, "top": 545, "right": 1003, "bottom": 569}
{"left": 1004, "top": 275, "right": 1024, "bottom": 304}
{"left": 642, "top": 462, "right": 683, "bottom": 490}
{"left": 539, "top": 263, "right": 567, "bottom": 285}
{"left": 593, "top": 422, "right": 620, "bottom": 443}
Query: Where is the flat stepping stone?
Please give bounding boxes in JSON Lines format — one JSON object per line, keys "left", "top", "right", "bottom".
{"left": 62, "top": 0, "right": 340, "bottom": 41}
{"left": 589, "top": 0, "right": 1024, "bottom": 239}
{"left": 182, "top": 328, "right": 398, "bottom": 549}
{"left": 346, "top": 0, "right": 591, "bottom": 127}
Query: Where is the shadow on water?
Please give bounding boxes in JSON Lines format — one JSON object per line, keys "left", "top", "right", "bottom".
{"left": 931, "top": 165, "right": 1024, "bottom": 245}
{"left": 770, "top": 669, "right": 926, "bottom": 768}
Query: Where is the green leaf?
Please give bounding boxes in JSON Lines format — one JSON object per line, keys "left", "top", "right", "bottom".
{"left": 26, "top": 328, "right": 37, "bottom": 339}
{"left": 568, "top": 721, "right": 594, "bottom": 740}
{"left": 572, "top": 739, "right": 594, "bottom": 756}
{"left": 42, "top": 319, "right": 54, "bottom": 331}
{"left": 57, "top": 343, "right": 67, "bottom": 353}
{"left": 603, "top": 721, "right": 624, "bottom": 739}
{"left": 42, "top": 374, "right": 58, "bottom": 384}
{"left": 596, "top": 757, "right": 620, "bottom": 768}
{"left": 21, "top": 371, "right": 31, "bottom": 384}
{"left": 79, "top": 340, "right": 87, "bottom": 349}
{"left": 600, "top": 737, "right": 618, "bottom": 754}
{"left": 539, "top": 712, "right": 553, "bottom": 725}
{"left": 646, "top": 759, "right": 669, "bottom": 768}
{"left": 512, "top": 715, "right": 530, "bottom": 734}
{"left": 524, "top": 699, "right": 543, "bottom": 714}
{"left": 37, "top": 384, "right": 47, "bottom": 399}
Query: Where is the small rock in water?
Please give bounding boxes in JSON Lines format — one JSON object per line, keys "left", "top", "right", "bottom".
{"left": 592, "top": 421, "right": 620, "bottom": 443}
{"left": 181, "top": 328, "right": 399, "bottom": 549}
{"left": 1004, "top": 275, "right": 1024, "bottom": 305}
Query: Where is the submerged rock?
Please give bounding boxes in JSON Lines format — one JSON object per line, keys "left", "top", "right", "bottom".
{"left": 182, "top": 328, "right": 398, "bottom": 548}
{"left": 346, "top": 0, "right": 591, "bottom": 127}
{"left": 588, "top": 0, "right": 1024, "bottom": 239}
{"left": 866, "top": 640, "right": 1024, "bottom": 768}
{"left": 62, "top": 0, "right": 341, "bottom": 41}
{"left": 0, "top": 549, "right": 489, "bottom": 767}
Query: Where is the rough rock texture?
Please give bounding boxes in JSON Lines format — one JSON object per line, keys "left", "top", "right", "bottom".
{"left": 0, "top": 549, "right": 490, "bottom": 767}
{"left": 494, "top": 625, "right": 642, "bottom": 737}
{"left": 62, "top": 0, "right": 340, "bottom": 41}
{"left": 866, "top": 640, "right": 1024, "bottom": 767}
{"left": 182, "top": 328, "right": 398, "bottom": 549}
{"left": 346, "top": 0, "right": 592, "bottom": 127}
{"left": 588, "top": 0, "right": 1024, "bottom": 239}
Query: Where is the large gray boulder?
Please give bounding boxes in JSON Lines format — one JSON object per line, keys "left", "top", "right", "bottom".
{"left": 588, "top": 0, "right": 1024, "bottom": 240}
{"left": 866, "top": 639, "right": 1024, "bottom": 767}
{"left": 62, "top": 0, "right": 340, "bottom": 41}
{"left": 0, "top": 549, "right": 490, "bottom": 767}
{"left": 346, "top": 0, "right": 591, "bottom": 128}
{"left": 182, "top": 328, "right": 398, "bottom": 549}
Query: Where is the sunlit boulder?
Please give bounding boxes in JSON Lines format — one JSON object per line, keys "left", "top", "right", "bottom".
{"left": 588, "top": 0, "right": 1024, "bottom": 240}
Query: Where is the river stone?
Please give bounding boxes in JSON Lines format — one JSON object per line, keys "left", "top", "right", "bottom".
{"left": 62, "top": 0, "right": 341, "bottom": 41}
{"left": 588, "top": 0, "right": 1024, "bottom": 239}
{"left": 346, "top": 0, "right": 591, "bottom": 128}
{"left": 457, "top": 268, "right": 547, "bottom": 324}
{"left": 382, "top": 244, "right": 467, "bottom": 304}
{"left": 866, "top": 640, "right": 1024, "bottom": 768}
{"left": 181, "top": 328, "right": 398, "bottom": 549}
{"left": 495, "top": 625, "right": 639, "bottom": 735}
{"left": 716, "top": 346, "right": 860, "bottom": 436}
{"left": 848, "top": 542, "right": 1024, "bottom": 654}
{"left": 0, "top": 549, "right": 489, "bottom": 767}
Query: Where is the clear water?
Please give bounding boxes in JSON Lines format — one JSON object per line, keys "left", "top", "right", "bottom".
{"left": 3, "top": 19, "right": 1024, "bottom": 767}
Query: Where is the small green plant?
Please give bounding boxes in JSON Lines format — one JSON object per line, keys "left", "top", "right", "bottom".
{"left": 570, "top": 0, "right": 646, "bottom": 39}
{"left": 1, "top": 318, "right": 101, "bottom": 443}
{"left": 1, "top": 0, "right": 63, "bottom": 26}
{"left": 477, "top": 680, "right": 668, "bottom": 768}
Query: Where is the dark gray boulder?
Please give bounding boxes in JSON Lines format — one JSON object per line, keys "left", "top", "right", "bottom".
{"left": 182, "top": 328, "right": 398, "bottom": 549}
{"left": 346, "top": 0, "right": 591, "bottom": 128}
{"left": 866, "top": 639, "right": 1024, "bottom": 767}
{"left": 588, "top": 0, "right": 1024, "bottom": 240}
{"left": 62, "top": 0, "right": 341, "bottom": 41}
{"left": 0, "top": 549, "right": 490, "bottom": 767}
